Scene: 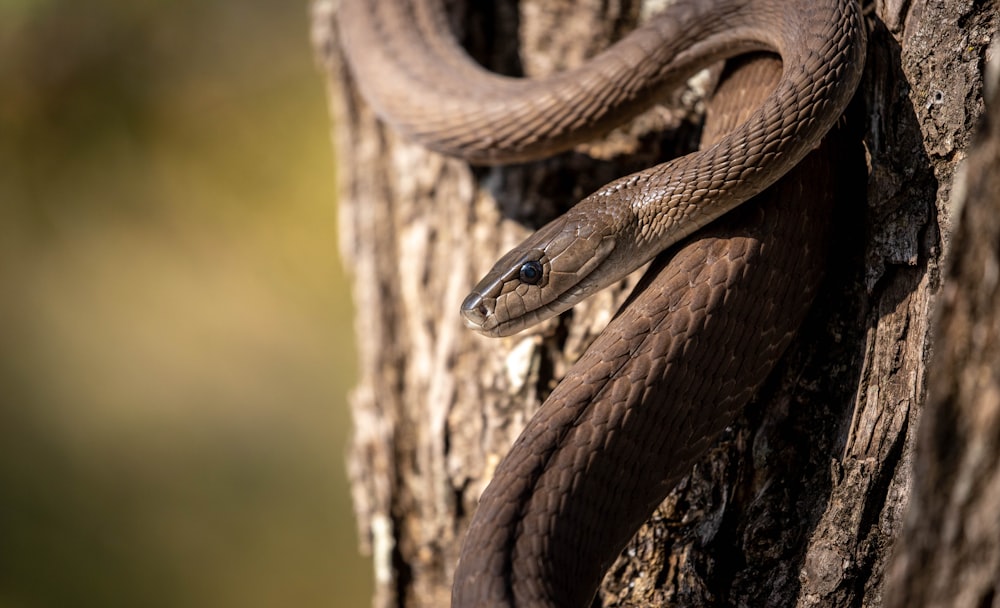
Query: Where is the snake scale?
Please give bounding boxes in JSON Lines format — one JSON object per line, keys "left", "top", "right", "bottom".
{"left": 337, "top": 0, "right": 866, "bottom": 605}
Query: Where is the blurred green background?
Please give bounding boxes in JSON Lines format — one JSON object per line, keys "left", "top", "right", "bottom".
{"left": 0, "top": 1, "right": 371, "bottom": 606}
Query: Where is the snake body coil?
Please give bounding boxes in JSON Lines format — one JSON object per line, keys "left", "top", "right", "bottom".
{"left": 338, "top": 0, "right": 865, "bottom": 605}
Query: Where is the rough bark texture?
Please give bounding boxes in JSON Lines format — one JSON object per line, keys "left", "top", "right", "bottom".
{"left": 883, "top": 42, "right": 1000, "bottom": 608}
{"left": 310, "top": 0, "right": 997, "bottom": 605}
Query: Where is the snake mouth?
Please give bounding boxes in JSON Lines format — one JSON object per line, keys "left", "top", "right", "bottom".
{"left": 463, "top": 291, "right": 526, "bottom": 337}
{"left": 461, "top": 291, "right": 537, "bottom": 337}
{"left": 460, "top": 286, "right": 592, "bottom": 337}
{"left": 460, "top": 290, "right": 546, "bottom": 337}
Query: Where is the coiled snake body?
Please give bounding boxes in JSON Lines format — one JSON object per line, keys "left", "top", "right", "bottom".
{"left": 337, "top": 0, "right": 865, "bottom": 605}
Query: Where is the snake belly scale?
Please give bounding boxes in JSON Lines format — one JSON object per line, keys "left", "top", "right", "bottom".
{"left": 336, "top": 0, "right": 865, "bottom": 605}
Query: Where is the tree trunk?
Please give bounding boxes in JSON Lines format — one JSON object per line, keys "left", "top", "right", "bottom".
{"left": 310, "top": 1, "right": 998, "bottom": 605}
{"left": 882, "top": 37, "right": 1000, "bottom": 608}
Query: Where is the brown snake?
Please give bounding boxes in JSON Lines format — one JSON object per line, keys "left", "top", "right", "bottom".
{"left": 337, "top": 0, "right": 866, "bottom": 605}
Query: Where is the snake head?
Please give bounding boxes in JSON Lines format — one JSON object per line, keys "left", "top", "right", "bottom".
{"left": 461, "top": 213, "right": 619, "bottom": 337}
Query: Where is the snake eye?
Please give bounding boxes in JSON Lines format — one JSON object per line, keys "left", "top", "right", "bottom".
{"left": 518, "top": 261, "right": 543, "bottom": 285}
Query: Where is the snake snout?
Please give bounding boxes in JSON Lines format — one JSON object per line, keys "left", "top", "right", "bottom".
{"left": 460, "top": 292, "right": 492, "bottom": 330}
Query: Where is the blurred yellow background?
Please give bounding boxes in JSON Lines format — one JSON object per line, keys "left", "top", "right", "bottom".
{"left": 0, "top": 1, "right": 371, "bottom": 606}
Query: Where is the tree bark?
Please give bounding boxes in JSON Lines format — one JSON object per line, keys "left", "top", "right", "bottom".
{"left": 883, "top": 38, "right": 1000, "bottom": 608}
{"left": 311, "top": 1, "right": 998, "bottom": 606}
